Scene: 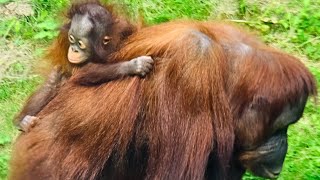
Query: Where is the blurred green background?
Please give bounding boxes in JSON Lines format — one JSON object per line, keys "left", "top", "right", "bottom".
{"left": 0, "top": 0, "right": 319, "bottom": 179}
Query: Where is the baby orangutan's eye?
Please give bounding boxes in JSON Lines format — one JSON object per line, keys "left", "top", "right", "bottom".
{"left": 69, "top": 35, "right": 75, "bottom": 43}
{"left": 78, "top": 40, "right": 86, "bottom": 49}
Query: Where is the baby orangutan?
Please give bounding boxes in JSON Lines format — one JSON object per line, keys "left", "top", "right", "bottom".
{"left": 15, "top": 2, "right": 153, "bottom": 132}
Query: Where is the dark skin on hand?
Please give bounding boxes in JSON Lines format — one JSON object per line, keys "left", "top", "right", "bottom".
{"left": 15, "top": 3, "right": 154, "bottom": 133}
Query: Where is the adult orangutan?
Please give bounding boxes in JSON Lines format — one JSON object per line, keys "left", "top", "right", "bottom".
{"left": 15, "top": 2, "right": 153, "bottom": 132}
{"left": 9, "top": 1, "right": 316, "bottom": 180}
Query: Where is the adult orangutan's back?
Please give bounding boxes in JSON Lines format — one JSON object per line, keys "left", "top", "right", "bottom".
{"left": 10, "top": 21, "right": 316, "bottom": 180}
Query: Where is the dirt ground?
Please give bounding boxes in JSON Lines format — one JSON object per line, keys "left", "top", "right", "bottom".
{"left": 0, "top": 1, "right": 37, "bottom": 82}
{"left": 0, "top": 1, "right": 33, "bottom": 18}
{"left": 0, "top": 40, "right": 37, "bottom": 82}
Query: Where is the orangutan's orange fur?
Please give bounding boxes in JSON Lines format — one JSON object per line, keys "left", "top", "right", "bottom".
{"left": 9, "top": 6, "right": 316, "bottom": 180}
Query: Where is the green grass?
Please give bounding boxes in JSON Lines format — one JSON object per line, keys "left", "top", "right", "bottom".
{"left": 114, "top": 0, "right": 215, "bottom": 24}
{"left": 0, "top": 0, "right": 319, "bottom": 179}
{"left": 0, "top": 78, "right": 41, "bottom": 178}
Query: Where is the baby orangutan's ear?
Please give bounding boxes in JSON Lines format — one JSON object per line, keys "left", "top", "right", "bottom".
{"left": 103, "top": 36, "right": 112, "bottom": 45}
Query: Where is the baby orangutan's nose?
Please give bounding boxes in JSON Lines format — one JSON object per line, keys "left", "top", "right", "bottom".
{"left": 71, "top": 46, "right": 79, "bottom": 52}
